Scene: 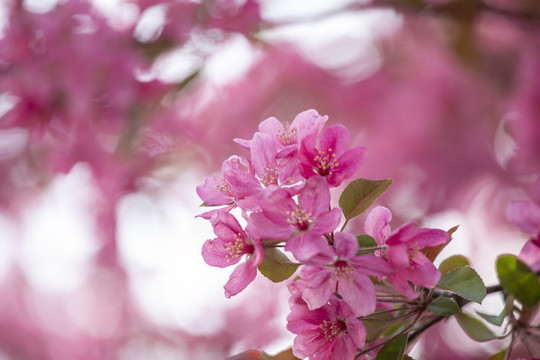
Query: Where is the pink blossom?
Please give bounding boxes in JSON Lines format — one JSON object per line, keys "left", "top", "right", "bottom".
{"left": 365, "top": 206, "right": 448, "bottom": 299}
{"left": 235, "top": 109, "right": 328, "bottom": 151}
{"left": 196, "top": 155, "right": 262, "bottom": 210}
{"left": 299, "top": 124, "right": 367, "bottom": 186}
{"left": 247, "top": 176, "right": 341, "bottom": 261}
{"left": 202, "top": 211, "right": 263, "bottom": 298}
{"left": 287, "top": 283, "right": 366, "bottom": 360}
{"left": 506, "top": 200, "right": 540, "bottom": 237}
{"left": 300, "top": 232, "right": 390, "bottom": 316}
{"left": 506, "top": 200, "right": 540, "bottom": 271}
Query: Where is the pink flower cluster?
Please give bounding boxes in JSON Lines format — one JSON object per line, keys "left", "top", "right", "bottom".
{"left": 196, "top": 110, "right": 449, "bottom": 359}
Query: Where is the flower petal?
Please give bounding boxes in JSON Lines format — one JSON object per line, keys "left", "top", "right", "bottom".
{"left": 364, "top": 206, "right": 392, "bottom": 245}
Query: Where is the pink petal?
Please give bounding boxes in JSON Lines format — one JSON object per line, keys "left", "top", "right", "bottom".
{"left": 299, "top": 175, "right": 331, "bottom": 216}
{"left": 404, "top": 252, "right": 441, "bottom": 288}
{"left": 518, "top": 239, "right": 540, "bottom": 272}
{"left": 201, "top": 238, "right": 240, "bottom": 268}
{"left": 387, "top": 243, "right": 410, "bottom": 269}
{"left": 286, "top": 234, "right": 330, "bottom": 262}
{"left": 338, "top": 274, "right": 376, "bottom": 316}
{"left": 319, "top": 125, "right": 350, "bottom": 156}
{"left": 224, "top": 259, "right": 258, "bottom": 298}
{"left": 346, "top": 318, "right": 367, "bottom": 349}
{"left": 196, "top": 176, "right": 232, "bottom": 205}
{"left": 388, "top": 273, "right": 418, "bottom": 299}
{"left": 364, "top": 206, "right": 392, "bottom": 245}
{"left": 247, "top": 211, "right": 292, "bottom": 240}
{"left": 250, "top": 132, "right": 278, "bottom": 180}
{"left": 334, "top": 231, "right": 358, "bottom": 259}
{"left": 260, "top": 186, "right": 296, "bottom": 225}
{"left": 301, "top": 268, "right": 336, "bottom": 310}
{"left": 409, "top": 228, "right": 449, "bottom": 249}
{"left": 291, "top": 109, "right": 328, "bottom": 144}
{"left": 506, "top": 200, "right": 540, "bottom": 236}
{"left": 328, "top": 146, "right": 367, "bottom": 186}
{"left": 310, "top": 208, "right": 342, "bottom": 235}
{"left": 350, "top": 254, "right": 390, "bottom": 277}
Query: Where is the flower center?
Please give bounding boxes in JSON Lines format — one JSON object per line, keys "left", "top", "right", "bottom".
{"left": 313, "top": 148, "right": 339, "bottom": 176}
{"left": 286, "top": 206, "right": 312, "bottom": 231}
{"left": 214, "top": 179, "right": 230, "bottom": 194}
{"left": 320, "top": 319, "right": 346, "bottom": 341}
{"left": 277, "top": 123, "right": 297, "bottom": 145}
{"left": 225, "top": 233, "right": 253, "bottom": 263}
{"left": 261, "top": 166, "right": 278, "bottom": 186}
{"left": 407, "top": 241, "right": 420, "bottom": 269}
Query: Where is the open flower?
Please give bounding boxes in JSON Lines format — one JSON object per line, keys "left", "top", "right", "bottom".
{"left": 299, "top": 124, "right": 367, "bottom": 186}
{"left": 300, "top": 232, "right": 390, "bottom": 316}
{"left": 247, "top": 176, "right": 341, "bottom": 261}
{"left": 196, "top": 155, "right": 263, "bottom": 215}
{"left": 234, "top": 109, "right": 328, "bottom": 152}
{"left": 287, "top": 285, "right": 366, "bottom": 360}
{"left": 365, "top": 206, "right": 449, "bottom": 299}
{"left": 202, "top": 210, "right": 263, "bottom": 298}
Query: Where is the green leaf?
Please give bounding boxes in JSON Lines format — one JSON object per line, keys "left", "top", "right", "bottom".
{"left": 487, "top": 350, "right": 505, "bottom": 360}
{"left": 363, "top": 310, "right": 404, "bottom": 343}
{"left": 356, "top": 235, "right": 377, "bottom": 255}
{"left": 476, "top": 306, "right": 506, "bottom": 327}
{"left": 496, "top": 254, "right": 540, "bottom": 307}
{"left": 375, "top": 333, "right": 408, "bottom": 360}
{"left": 438, "top": 255, "right": 470, "bottom": 276}
{"left": 357, "top": 234, "right": 377, "bottom": 248}
{"left": 455, "top": 312, "right": 497, "bottom": 342}
{"left": 436, "top": 266, "right": 486, "bottom": 303}
{"left": 258, "top": 248, "right": 299, "bottom": 283}
{"left": 339, "top": 178, "right": 392, "bottom": 221}
{"left": 428, "top": 297, "right": 459, "bottom": 316}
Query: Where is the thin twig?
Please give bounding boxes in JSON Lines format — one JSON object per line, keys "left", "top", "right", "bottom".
{"left": 359, "top": 306, "right": 417, "bottom": 318}
{"left": 355, "top": 309, "right": 424, "bottom": 359}
{"left": 362, "top": 309, "right": 419, "bottom": 322}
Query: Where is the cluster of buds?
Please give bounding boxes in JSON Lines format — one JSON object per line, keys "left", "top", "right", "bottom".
{"left": 196, "top": 110, "right": 449, "bottom": 359}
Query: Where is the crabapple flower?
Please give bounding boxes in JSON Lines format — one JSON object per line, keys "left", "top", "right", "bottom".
{"left": 506, "top": 200, "right": 540, "bottom": 271}
{"left": 299, "top": 124, "right": 367, "bottom": 186}
{"left": 201, "top": 211, "right": 263, "bottom": 298}
{"left": 365, "top": 206, "right": 449, "bottom": 299}
{"left": 196, "top": 155, "right": 263, "bottom": 213}
{"left": 506, "top": 200, "right": 540, "bottom": 238}
{"left": 287, "top": 286, "right": 366, "bottom": 360}
{"left": 234, "top": 109, "right": 328, "bottom": 152}
{"left": 250, "top": 132, "right": 301, "bottom": 186}
{"left": 247, "top": 176, "right": 341, "bottom": 261}
{"left": 300, "top": 232, "right": 390, "bottom": 316}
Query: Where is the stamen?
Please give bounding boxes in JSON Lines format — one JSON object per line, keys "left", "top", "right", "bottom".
{"left": 313, "top": 148, "right": 339, "bottom": 176}
{"left": 276, "top": 122, "right": 298, "bottom": 145}
{"left": 320, "top": 319, "right": 346, "bottom": 341}
{"left": 285, "top": 206, "right": 312, "bottom": 231}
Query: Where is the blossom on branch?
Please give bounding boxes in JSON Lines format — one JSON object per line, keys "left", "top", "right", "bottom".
{"left": 300, "top": 231, "right": 390, "bottom": 316}
{"left": 201, "top": 211, "right": 263, "bottom": 298}
{"left": 299, "top": 124, "right": 367, "bottom": 186}
{"left": 247, "top": 176, "right": 341, "bottom": 261}
{"left": 506, "top": 200, "right": 540, "bottom": 271}
{"left": 287, "top": 279, "right": 366, "bottom": 360}
{"left": 365, "top": 206, "right": 449, "bottom": 299}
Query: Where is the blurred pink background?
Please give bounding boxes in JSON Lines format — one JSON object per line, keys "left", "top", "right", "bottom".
{"left": 0, "top": 0, "right": 539, "bottom": 359}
